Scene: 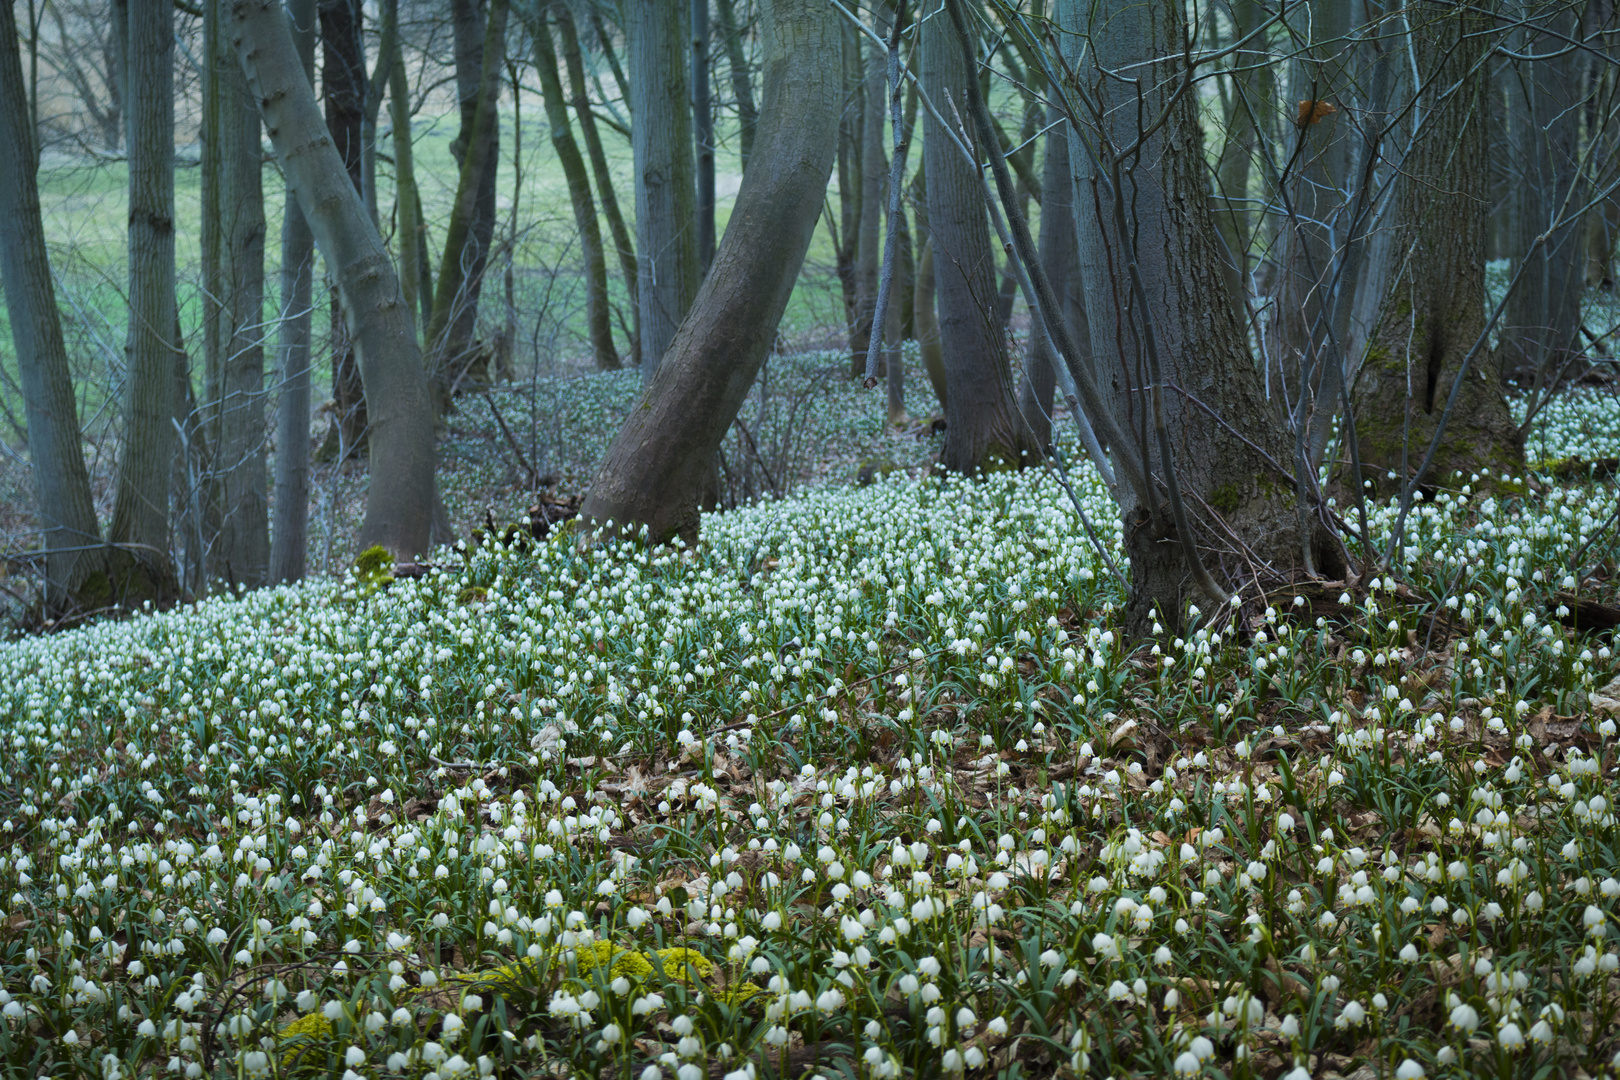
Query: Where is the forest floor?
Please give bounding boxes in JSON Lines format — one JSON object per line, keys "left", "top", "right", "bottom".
{"left": 2, "top": 371, "right": 1620, "bottom": 1079}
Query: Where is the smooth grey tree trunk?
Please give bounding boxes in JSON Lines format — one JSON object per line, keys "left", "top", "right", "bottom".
{"left": 851, "top": 4, "right": 888, "bottom": 376}
{"left": 582, "top": 0, "right": 839, "bottom": 541}
{"left": 206, "top": 0, "right": 269, "bottom": 589}
{"left": 923, "top": 0, "right": 1038, "bottom": 474}
{"left": 693, "top": 0, "right": 715, "bottom": 275}
{"left": 628, "top": 0, "right": 699, "bottom": 379}
{"left": 108, "top": 0, "right": 179, "bottom": 600}
{"left": 1210, "top": 0, "right": 1268, "bottom": 327}
{"left": 0, "top": 8, "right": 104, "bottom": 613}
{"left": 318, "top": 0, "right": 366, "bottom": 452}
{"left": 383, "top": 0, "right": 427, "bottom": 335}
{"left": 1353, "top": 3, "right": 1522, "bottom": 489}
{"left": 229, "top": 0, "right": 440, "bottom": 559}
{"left": 271, "top": 0, "right": 316, "bottom": 584}
{"left": 529, "top": 8, "right": 618, "bottom": 370}
{"left": 1061, "top": 0, "right": 1338, "bottom": 630}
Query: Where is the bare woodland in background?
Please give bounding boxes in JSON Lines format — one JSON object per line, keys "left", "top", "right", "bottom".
{"left": 0, "top": 0, "right": 1618, "bottom": 633}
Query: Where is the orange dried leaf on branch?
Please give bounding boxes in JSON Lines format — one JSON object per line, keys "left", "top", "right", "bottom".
{"left": 1295, "top": 99, "right": 1338, "bottom": 127}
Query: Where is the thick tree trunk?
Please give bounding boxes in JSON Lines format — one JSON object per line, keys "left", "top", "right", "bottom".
{"left": 319, "top": 0, "right": 366, "bottom": 452}
{"left": 108, "top": 0, "right": 179, "bottom": 600}
{"left": 530, "top": 10, "right": 618, "bottom": 371}
{"left": 229, "top": 0, "right": 440, "bottom": 559}
{"left": 557, "top": 0, "right": 637, "bottom": 356}
{"left": 923, "top": 2, "right": 1037, "bottom": 474}
{"left": 428, "top": 0, "right": 509, "bottom": 398}
{"left": 628, "top": 0, "right": 699, "bottom": 379}
{"left": 271, "top": 0, "right": 316, "bottom": 584}
{"left": 1018, "top": 102, "right": 1086, "bottom": 450}
{"left": 0, "top": 9, "right": 104, "bottom": 613}
{"left": 1353, "top": 4, "right": 1522, "bottom": 489}
{"left": 1062, "top": 0, "right": 1338, "bottom": 632}
{"left": 693, "top": 0, "right": 715, "bottom": 276}
{"left": 716, "top": 0, "right": 756, "bottom": 171}
{"left": 582, "top": 0, "right": 838, "bottom": 541}
{"left": 1500, "top": 4, "right": 1587, "bottom": 385}
{"left": 204, "top": 0, "right": 269, "bottom": 589}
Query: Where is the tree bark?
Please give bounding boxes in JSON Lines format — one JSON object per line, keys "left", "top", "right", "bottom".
{"left": 203, "top": 0, "right": 269, "bottom": 589}
{"left": 923, "top": 0, "right": 1037, "bottom": 474}
{"left": 270, "top": 0, "right": 316, "bottom": 584}
{"left": 628, "top": 0, "right": 699, "bottom": 379}
{"left": 716, "top": 0, "right": 756, "bottom": 171}
{"left": 319, "top": 0, "right": 366, "bottom": 452}
{"left": 382, "top": 0, "right": 425, "bottom": 335}
{"left": 1061, "top": 0, "right": 1339, "bottom": 632}
{"left": 228, "top": 0, "right": 441, "bottom": 559}
{"left": 0, "top": 7, "right": 104, "bottom": 613}
{"left": 1210, "top": 0, "right": 1268, "bottom": 326}
{"left": 427, "top": 0, "right": 508, "bottom": 398}
{"left": 851, "top": 3, "right": 888, "bottom": 376}
{"left": 529, "top": 5, "right": 618, "bottom": 371}
{"left": 693, "top": 0, "right": 716, "bottom": 276}
{"left": 1352, "top": 3, "right": 1522, "bottom": 490}
{"left": 1499, "top": 2, "right": 1588, "bottom": 385}
{"left": 557, "top": 0, "right": 637, "bottom": 359}
{"left": 108, "top": 0, "right": 180, "bottom": 600}
{"left": 582, "top": 0, "right": 838, "bottom": 542}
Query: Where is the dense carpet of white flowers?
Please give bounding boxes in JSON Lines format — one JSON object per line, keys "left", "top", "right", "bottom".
{"left": 1, "top": 396, "right": 1619, "bottom": 1078}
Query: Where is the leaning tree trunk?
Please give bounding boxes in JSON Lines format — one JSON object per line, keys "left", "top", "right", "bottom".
{"left": 1352, "top": 3, "right": 1522, "bottom": 489}
{"left": 628, "top": 0, "right": 699, "bottom": 379}
{"left": 582, "top": 0, "right": 839, "bottom": 542}
{"left": 270, "top": 0, "right": 316, "bottom": 584}
{"left": 108, "top": 0, "right": 180, "bottom": 601}
{"left": 530, "top": 7, "right": 618, "bottom": 370}
{"left": 0, "top": 8, "right": 104, "bottom": 613}
{"left": 1062, "top": 0, "right": 1339, "bottom": 633}
{"left": 229, "top": 0, "right": 440, "bottom": 559}
{"left": 1499, "top": 2, "right": 1587, "bottom": 386}
{"left": 205, "top": 0, "right": 269, "bottom": 589}
{"left": 318, "top": 0, "right": 366, "bottom": 453}
{"left": 923, "top": 0, "right": 1038, "bottom": 474}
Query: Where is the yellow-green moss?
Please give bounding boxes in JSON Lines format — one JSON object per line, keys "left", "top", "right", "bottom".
{"left": 1209, "top": 483, "right": 1242, "bottom": 516}
{"left": 278, "top": 1012, "right": 332, "bottom": 1068}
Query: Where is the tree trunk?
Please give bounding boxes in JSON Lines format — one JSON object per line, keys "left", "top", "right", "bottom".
{"left": 108, "top": 0, "right": 179, "bottom": 601}
{"left": 229, "top": 0, "right": 440, "bottom": 559}
{"left": 382, "top": 0, "right": 424, "bottom": 336}
{"left": 529, "top": 11, "right": 617, "bottom": 371}
{"left": 1499, "top": 3, "right": 1587, "bottom": 385}
{"left": 271, "top": 0, "right": 315, "bottom": 585}
{"left": 582, "top": 0, "right": 838, "bottom": 541}
{"left": 835, "top": 21, "right": 863, "bottom": 373}
{"left": 1352, "top": 3, "right": 1521, "bottom": 490}
{"left": 1062, "top": 0, "right": 1339, "bottom": 632}
{"left": 427, "top": 0, "right": 508, "bottom": 398}
{"left": 319, "top": 0, "right": 366, "bottom": 453}
{"left": 716, "top": 0, "right": 756, "bottom": 171}
{"left": 923, "top": 1, "right": 1037, "bottom": 474}
{"left": 203, "top": 0, "right": 269, "bottom": 590}
{"left": 1210, "top": 0, "right": 1267, "bottom": 326}
{"left": 1265, "top": 0, "right": 1356, "bottom": 404}
{"left": 557, "top": 0, "right": 637, "bottom": 360}
{"left": 693, "top": 0, "right": 716, "bottom": 276}
{"left": 851, "top": 4, "right": 888, "bottom": 377}
{"left": 884, "top": 198, "right": 912, "bottom": 425}
{"left": 1018, "top": 101, "right": 1086, "bottom": 450}
{"left": 628, "top": 0, "right": 699, "bottom": 379}
{"left": 0, "top": 7, "right": 105, "bottom": 613}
